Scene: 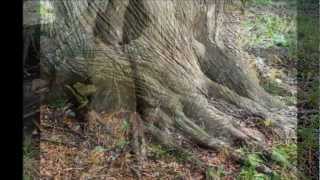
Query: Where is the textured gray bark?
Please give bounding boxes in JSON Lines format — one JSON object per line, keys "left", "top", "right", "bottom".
{"left": 38, "top": 0, "right": 296, "bottom": 162}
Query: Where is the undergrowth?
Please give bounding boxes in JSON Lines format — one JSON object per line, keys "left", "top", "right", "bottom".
{"left": 48, "top": 97, "right": 67, "bottom": 109}
{"left": 23, "top": 136, "right": 39, "bottom": 180}
{"left": 243, "top": 15, "right": 296, "bottom": 49}
{"left": 148, "top": 144, "right": 192, "bottom": 163}
{"left": 236, "top": 143, "right": 297, "bottom": 179}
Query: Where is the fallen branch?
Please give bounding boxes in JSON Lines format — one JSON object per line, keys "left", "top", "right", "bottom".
{"left": 23, "top": 109, "right": 40, "bottom": 119}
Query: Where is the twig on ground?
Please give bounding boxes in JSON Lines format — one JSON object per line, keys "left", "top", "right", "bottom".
{"left": 23, "top": 109, "right": 40, "bottom": 119}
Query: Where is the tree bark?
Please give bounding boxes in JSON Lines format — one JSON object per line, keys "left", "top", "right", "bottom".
{"left": 39, "top": 0, "right": 296, "bottom": 166}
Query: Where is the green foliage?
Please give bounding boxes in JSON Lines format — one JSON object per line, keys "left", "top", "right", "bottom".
{"left": 206, "top": 167, "right": 224, "bottom": 180}
{"left": 115, "top": 139, "right": 130, "bottom": 149}
{"left": 23, "top": 136, "right": 38, "bottom": 180}
{"left": 149, "top": 144, "right": 169, "bottom": 159}
{"left": 271, "top": 143, "right": 297, "bottom": 166}
{"left": 48, "top": 97, "right": 67, "bottom": 108}
{"left": 173, "top": 150, "right": 192, "bottom": 163}
{"left": 243, "top": 12, "right": 297, "bottom": 61}
{"left": 297, "top": 15, "right": 320, "bottom": 54}
{"left": 23, "top": 137, "right": 36, "bottom": 157}
{"left": 93, "top": 146, "right": 107, "bottom": 153}
{"left": 210, "top": 165, "right": 227, "bottom": 178}
{"left": 248, "top": 0, "right": 296, "bottom": 7}
{"left": 246, "top": 154, "right": 264, "bottom": 167}
{"left": 308, "top": 83, "right": 320, "bottom": 107}
{"left": 238, "top": 167, "right": 268, "bottom": 180}
{"left": 271, "top": 150, "right": 289, "bottom": 166}
{"left": 148, "top": 144, "right": 191, "bottom": 163}
{"left": 240, "top": 0, "right": 273, "bottom": 8}
{"left": 237, "top": 143, "right": 298, "bottom": 179}
{"left": 297, "top": 114, "right": 319, "bottom": 149}
{"left": 237, "top": 149, "right": 269, "bottom": 180}
{"left": 23, "top": 175, "right": 33, "bottom": 180}
{"left": 298, "top": 129, "right": 318, "bottom": 149}
{"left": 251, "top": 0, "right": 273, "bottom": 5}
{"left": 262, "top": 80, "right": 288, "bottom": 96}
{"left": 39, "top": 3, "right": 51, "bottom": 17}
{"left": 121, "top": 120, "right": 130, "bottom": 133}
{"left": 270, "top": 143, "right": 298, "bottom": 179}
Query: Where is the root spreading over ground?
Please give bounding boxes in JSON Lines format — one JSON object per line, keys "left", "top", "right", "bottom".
{"left": 27, "top": 0, "right": 299, "bottom": 178}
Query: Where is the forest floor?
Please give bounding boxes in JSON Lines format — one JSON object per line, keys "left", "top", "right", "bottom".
{"left": 23, "top": 0, "right": 300, "bottom": 179}
{"left": 25, "top": 104, "right": 296, "bottom": 180}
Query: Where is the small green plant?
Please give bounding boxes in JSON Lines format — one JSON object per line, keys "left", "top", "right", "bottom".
{"left": 237, "top": 153, "right": 268, "bottom": 180}
{"left": 148, "top": 144, "right": 191, "bottom": 163}
{"left": 237, "top": 143, "right": 298, "bottom": 179}
{"left": 206, "top": 166, "right": 226, "bottom": 179}
{"left": 206, "top": 167, "right": 222, "bottom": 180}
{"left": 308, "top": 83, "right": 320, "bottom": 107}
{"left": 246, "top": 154, "right": 264, "bottom": 167}
{"left": 242, "top": 14, "right": 297, "bottom": 52}
{"left": 237, "top": 152, "right": 272, "bottom": 180}
{"left": 48, "top": 97, "right": 67, "bottom": 108}
{"left": 23, "top": 137, "right": 36, "bottom": 157}
{"left": 23, "top": 175, "right": 33, "bottom": 180}
{"left": 238, "top": 167, "right": 267, "bottom": 180}
{"left": 121, "top": 120, "right": 130, "bottom": 133}
{"left": 93, "top": 146, "right": 107, "bottom": 153}
{"left": 296, "top": 115, "right": 319, "bottom": 179}
{"left": 23, "top": 136, "right": 39, "bottom": 180}
{"left": 148, "top": 144, "right": 170, "bottom": 159}
{"left": 271, "top": 143, "right": 298, "bottom": 178}
{"left": 39, "top": 5, "right": 50, "bottom": 16}
{"left": 297, "top": 15, "right": 320, "bottom": 54}
{"left": 276, "top": 144, "right": 297, "bottom": 161}
{"left": 172, "top": 149, "right": 192, "bottom": 163}
{"left": 115, "top": 139, "right": 129, "bottom": 149}
{"left": 253, "top": 0, "right": 272, "bottom": 5}
{"left": 262, "top": 80, "right": 288, "bottom": 96}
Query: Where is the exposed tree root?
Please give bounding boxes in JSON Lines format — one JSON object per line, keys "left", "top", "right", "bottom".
{"left": 145, "top": 118, "right": 277, "bottom": 176}
{"left": 129, "top": 112, "right": 147, "bottom": 163}
{"left": 41, "top": 0, "right": 298, "bottom": 177}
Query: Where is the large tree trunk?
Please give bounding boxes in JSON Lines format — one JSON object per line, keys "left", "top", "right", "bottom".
{"left": 40, "top": 0, "right": 296, "bottom": 168}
